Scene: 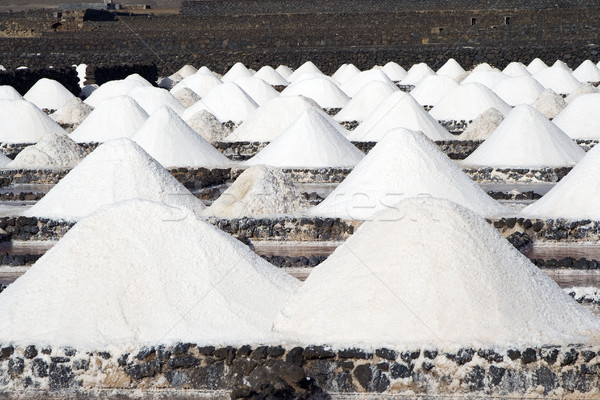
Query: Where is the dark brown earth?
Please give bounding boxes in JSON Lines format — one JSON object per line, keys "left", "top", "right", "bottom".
{"left": 0, "top": 0, "right": 181, "bottom": 12}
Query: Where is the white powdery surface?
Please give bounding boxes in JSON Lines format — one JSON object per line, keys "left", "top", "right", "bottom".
{"left": 8, "top": 132, "right": 86, "bottom": 169}
{"left": 131, "top": 106, "right": 230, "bottom": 168}
{"left": 380, "top": 62, "right": 407, "bottom": 81}
{"left": 461, "top": 70, "right": 508, "bottom": 89}
{"left": 24, "top": 138, "right": 205, "bottom": 221}
{"left": 0, "top": 199, "right": 299, "bottom": 348}
{"left": 244, "top": 109, "right": 363, "bottom": 168}
{"left": 172, "top": 87, "right": 201, "bottom": 108}
{"left": 205, "top": 165, "right": 309, "bottom": 218}
{"left": 50, "top": 97, "right": 93, "bottom": 127}
{"left": 331, "top": 64, "right": 361, "bottom": 84}
{"left": 492, "top": 75, "right": 545, "bottom": 106}
{"left": 533, "top": 66, "right": 583, "bottom": 95}
{"left": 436, "top": 58, "right": 466, "bottom": 80}
{"left": 462, "top": 104, "right": 584, "bottom": 168}
{"left": 522, "top": 143, "right": 600, "bottom": 219}
{"left": 0, "top": 153, "right": 11, "bottom": 168}
{"left": 183, "top": 83, "right": 258, "bottom": 123}
{"left": 23, "top": 78, "right": 76, "bottom": 110}
{"left": 276, "top": 65, "right": 294, "bottom": 80}
{"left": 502, "top": 62, "right": 531, "bottom": 77}
{"left": 333, "top": 81, "right": 398, "bottom": 123}
{"left": 0, "top": 99, "right": 66, "bottom": 143}
{"left": 340, "top": 69, "right": 396, "bottom": 98}
{"left": 0, "top": 85, "right": 23, "bottom": 101}
{"left": 281, "top": 77, "right": 350, "bottom": 109}
{"left": 573, "top": 60, "right": 600, "bottom": 83}
{"left": 347, "top": 91, "right": 453, "bottom": 141}
{"left": 553, "top": 93, "right": 600, "bottom": 139}
{"left": 410, "top": 75, "right": 459, "bottom": 107}
{"left": 458, "top": 108, "right": 504, "bottom": 141}
{"left": 400, "top": 63, "right": 435, "bottom": 85}
{"left": 429, "top": 83, "right": 512, "bottom": 121}
{"left": 287, "top": 61, "right": 324, "bottom": 82}
{"left": 70, "top": 96, "right": 149, "bottom": 143}
{"left": 310, "top": 129, "right": 505, "bottom": 220}
{"left": 184, "top": 109, "right": 230, "bottom": 143}
{"left": 221, "top": 62, "right": 254, "bottom": 83}
{"left": 276, "top": 197, "right": 600, "bottom": 349}
{"left": 234, "top": 76, "right": 280, "bottom": 106}
{"left": 253, "top": 66, "right": 289, "bottom": 86}
{"left": 83, "top": 78, "right": 148, "bottom": 108}
{"left": 170, "top": 73, "right": 222, "bottom": 98}
{"left": 527, "top": 58, "right": 549, "bottom": 74}
{"left": 565, "top": 84, "right": 598, "bottom": 104}
{"left": 532, "top": 89, "right": 566, "bottom": 119}
{"left": 128, "top": 86, "right": 186, "bottom": 116}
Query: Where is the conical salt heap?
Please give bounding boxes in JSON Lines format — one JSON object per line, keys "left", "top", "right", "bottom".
{"left": 333, "top": 81, "right": 397, "bottom": 123}
{"left": 221, "top": 62, "right": 254, "bottom": 83}
{"left": 183, "top": 82, "right": 258, "bottom": 123}
{"left": 527, "top": 58, "right": 549, "bottom": 74}
{"left": 83, "top": 78, "right": 148, "bottom": 108}
{"left": 523, "top": 144, "right": 600, "bottom": 220}
{"left": 348, "top": 91, "right": 453, "bottom": 141}
{"left": 461, "top": 70, "right": 508, "bottom": 89}
{"left": 340, "top": 69, "right": 396, "bottom": 98}
{"left": 0, "top": 99, "right": 66, "bottom": 143}
{"left": 244, "top": 109, "right": 363, "bottom": 168}
{"left": 281, "top": 77, "right": 350, "bottom": 109}
{"left": 331, "top": 63, "right": 361, "bottom": 84}
{"left": 287, "top": 61, "right": 323, "bottom": 82}
{"left": 50, "top": 98, "right": 93, "bottom": 130}
{"left": 381, "top": 61, "right": 407, "bottom": 81}
{"left": 70, "top": 95, "right": 149, "bottom": 143}
{"left": 276, "top": 197, "right": 600, "bottom": 349}
{"left": 502, "top": 62, "right": 531, "bottom": 77}
{"left": 170, "top": 73, "right": 222, "bottom": 97}
{"left": 8, "top": 132, "right": 86, "bottom": 169}
{"left": 131, "top": 106, "right": 230, "bottom": 168}
{"left": 565, "top": 84, "right": 598, "bottom": 104}
{"left": 234, "top": 76, "right": 280, "bottom": 106}
{"left": 572, "top": 60, "right": 600, "bottom": 83}
{"left": 24, "top": 138, "right": 205, "bottom": 221}
{"left": 253, "top": 66, "right": 289, "bottom": 86}
{"left": 23, "top": 78, "right": 76, "bottom": 110}
{"left": 310, "top": 129, "right": 505, "bottom": 220}
{"left": 462, "top": 104, "right": 584, "bottom": 168}
{"left": 532, "top": 89, "right": 566, "bottom": 119}
{"left": 128, "top": 86, "right": 186, "bottom": 116}
{"left": 458, "top": 108, "right": 504, "bottom": 141}
{"left": 429, "top": 83, "right": 512, "bottom": 122}
{"left": 410, "top": 75, "right": 459, "bottom": 107}
{"left": 0, "top": 86, "right": 23, "bottom": 101}
{"left": 436, "top": 58, "right": 466, "bottom": 80}
{"left": 533, "top": 66, "right": 583, "bottom": 95}
{"left": 491, "top": 75, "right": 545, "bottom": 106}
{"left": 400, "top": 63, "right": 435, "bottom": 85}
{"left": 172, "top": 87, "right": 201, "bottom": 108}
{"left": 184, "top": 109, "right": 230, "bottom": 143}
{"left": 0, "top": 199, "right": 299, "bottom": 347}
{"left": 553, "top": 93, "right": 600, "bottom": 139}
{"left": 275, "top": 65, "right": 293, "bottom": 80}
{"left": 205, "top": 165, "right": 309, "bottom": 218}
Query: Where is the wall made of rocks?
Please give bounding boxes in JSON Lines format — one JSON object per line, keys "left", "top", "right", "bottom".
{"left": 464, "top": 167, "right": 573, "bottom": 183}
{"left": 491, "top": 217, "right": 600, "bottom": 243}
{"left": 0, "top": 67, "right": 79, "bottom": 96}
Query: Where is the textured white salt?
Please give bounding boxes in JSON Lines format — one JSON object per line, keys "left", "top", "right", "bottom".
{"left": 534, "top": 66, "right": 583, "bottom": 94}
{"left": 0, "top": 99, "right": 66, "bottom": 143}
{"left": 281, "top": 77, "right": 350, "bottom": 109}
{"left": 170, "top": 73, "right": 222, "bottom": 97}
{"left": 410, "top": 75, "right": 459, "bottom": 107}
{"left": 436, "top": 58, "right": 466, "bottom": 80}
{"left": 331, "top": 63, "right": 361, "bottom": 84}
{"left": 128, "top": 86, "right": 186, "bottom": 115}
{"left": 8, "top": 132, "right": 86, "bottom": 169}
{"left": 287, "top": 61, "right": 323, "bottom": 82}
{"left": 572, "top": 60, "right": 600, "bottom": 83}
{"left": 400, "top": 63, "right": 435, "bottom": 85}
{"left": 532, "top": 89, "right": 567, "bottom": 119}
{"left": 527, "top": 58, "right": 549, "bottom": 74}
{"left": 429, "top": 83, "right": 512, "bottom": 121}
{"left": 184, "top": 109, "right": 230, "bottom": 143}
{"left": 275, "top": 65, "right": 294, "bottom": 80}
{"left": 0, "top": 86, "right": 23, "bottom": 101}
{"left": 553, "top": 93, "right": 600, "bottom": 139}
{"left": 253, "top": 66, "right": 289, "bottom": 86}
{"left": 23, "top": 78, "right": 76, "bottom": 110}
{"left": 221, "top": 62, "right": 254, "bottom": 83}
{"left": 502, "top": 62, "right": 531, "bottom": 77}
{"left": 340, "top": 69, "right": 396, "bottom": 98}
{"left": 84, "top": 78, "right": 148, "bottom": 108}
{"left": 333, "top": 81, "right": 398, "bottom": 122}
{"left": 565, "top": 84, "right": 598, "bottom": 104}
{"left": 182, "top": 83, "right": 258, "bottom": 123}
{"left": 172, "top": 87, "right": 201, "bottom": 108}
{"left": 234, "top": 76, "right": 280, "bottom": 105}
{"left": 461, "top": 70, "right": 508, "bottom": 89}
{"left": 491, "top": 75, "right": 545, "bottom": 106}
{"left": 380, "top": 61, "right": 407, "bottom": 81}
{"left": 458, "top": 108, "right": 504, "bottom": 141}
{"left": 50, "top": 97, "right": 93, "bottom": 129}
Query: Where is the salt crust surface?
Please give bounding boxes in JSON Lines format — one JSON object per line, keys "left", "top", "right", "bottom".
{"left": 0, "top": 99, "right": 66, "bottom": 143}
{"left": 24, "top": 138, "right": 205, "bottom": 221}
{"left": 286, "top": 61, "right": 323, "bottom": 82}
{"left": 331, "top": 63, "right": 361, "bottom": 84}
{"left": 429, "top": 83, "right": 512, "bottom": 121}
{"left": 339, "top": 69, "right": 396, "bottom": 98}
{"left": 333, "top": 81, "right": 398, "bottom": 123}
{"left": 281, "top": 77, "right": 350, "bottom": 109}
{"left": 23, "top": 78, "right": 76, "bottom": 111}
{"left": 8, "top": 132, "right": 86, "bottom": 169}
{"left": 184, "top": 109, "right": 230, "bottom": 143}
{"left": 410, "top": 75, "right": 459, "bottom": 107}
{"left": 553, "top": 93, "right": 600, "bottom": 139}
{"left": 502, "top": 62, "right": 531, "bottom": 77}
{"left": 172, "top": 87, "right": 201, "bottom": 108}
{"left": 532, "top": 88, "right": 567, "bottom": 119}
{"left": 275, "top": 65, "right": 294, "bottom": 80}
{"left": 183, "top": 82, "right": 258, "bottom": 123}
{"left": 565, "top": 84, "right": 598, "bottom": 104}
{"left": 458, "top": 108, "right": 504, "bottom": 141}
{"left": 461, "top": 70, "right": 508, "bottom": 89}
{"left": 50, "top": 97, "right": 93, "bottom": 127}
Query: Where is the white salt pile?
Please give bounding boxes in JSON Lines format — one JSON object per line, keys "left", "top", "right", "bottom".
{"left": 205, "top": 165, "right": 309, "bottom": 218}
{"left": 275, "top": 65, "right": 294, "bottom": 80}
{"left": 429, "top": 83, "right": 512, "bottom": 122}
{"left": 281, "top": 77, "right": 350, "bottom": 109}
{"left": 0, "top": 99, "right": 66, "bottom": 143}
{"left": 472, "top": 62, "right": 496, "bottom": 72}
{"left": 573, "top": 60, "right": 600, "bottom": 83}
{"left": 502, "top": 61, "right": 531, "bottom": 77}
{"left": 276, "top": 197, "right": 599, "bottom": 349}
{"left": 128, "top": 86, "right": 186, "bottom": 115}
{"left": 23, "top": 78, "right": 76, "bottom": 110}
{"left": 310, "top": 129, "right": 505, "bottom": 220}
{"left": 234, "top": 76, "right": 280, "bottom": 105}
{"left": 244, "top": 109, "right": 363, "bottom": 168}
{"left": 410, "top": 75, "right": 459, "bottom": 107}
{"left": 197, "top": 66, "right": 218, "bottom": 78}
{"left": 0, "top": 153, "right": 11, "bottom": 168}
{"left": 533, "top": 66, "right": 583, "bottom": 94}
{"left": 254, "top": 66, "right": 289, "bottom": 86}
{"left": 70, "top": 95, "right": 149, "bottom": 143}
{"left": 124, "top": 73, "right": 153, "bottom": 87}
{"left": 458, "top": 108, "right": 504, "bottom": 141}
{"left": 331, "top": 63, "right": 361, "bottom": 84}
{"left": 0, "top": 86, "right": 23, "bottom": 101}
{"left": 565, "top": 84, "right": 598, "bottom": 104}
{"left": 84, "top": 78, "right": 148, "bottom": 108}
{"left": 184, "top": 109, "right": 230, "bottom": 143}
{"left": 399, "top": 63, "right": 435, "bottom": 85}
{"left": 287, "top": 61, "right": 324, "bottom": 82}
{"left": 553, "top": 94, "right": 600, "bottom": 139}
{"left": 348, "top": 91, "right": 453, "bottom": 141}
{"left": 0, "top": 199, "right": 299, "bottom": 347}
{"left": 183, "top": 82, "right": 258, "bottom": 123}
{"left": 527, "top": 58, "right": 549, "bottom": 74}
{"left": 552, "top": 60, "right": 572, "bottom": 71}
{"left": 50, "top": 97, "right": 93, "bottom": 129}
{"left": 333, "top": 81, "right": 397, "bottom": 123}
{"left": 24, "top": 138, "right": 205, "bottom": 221}
{"left": 221, "top": 62, "right": 254, "bottom": 83}
{"left": 131, "top": 106, "right": 230, "bottom": 168}
{"left": 462, "top": 104, "right": 584, "bottom": 168}
{"left": 8, "top": 132, "right": 86, "bottom": 169}
{"left": 491, "top": 75, "right": 545, "bottom": 106}
{"left": 461, "top": 70, "right": 508, "bottom": 89}
{"left": 172, "top": 87, "right": 201, "bottom": 108}
{"left": 175, "top": 64, "right": 198, "bottom": 79}
{"left": 532, "top": 88, "right": 567, "bottom": 119}
{"left": 170, "top": 73, "right": 222, "bottom": 97}
{"left": 436, "top": 58, "right": 466, "bottom": 80}
{"left": 340, "top": 69, "right": 396, "bottom": 98}
{"left": 380, "top": 61, "right": 407, "bottom": 81}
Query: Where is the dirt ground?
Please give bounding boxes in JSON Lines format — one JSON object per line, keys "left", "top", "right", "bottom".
{"left": 0, "top": 0, "right": 182, "bottom": 12}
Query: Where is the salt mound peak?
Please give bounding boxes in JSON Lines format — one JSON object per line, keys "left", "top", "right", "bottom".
{"left": 461, "top": 70, "right": 508, "bottom": 89}
{"left": 532, "top": 88, "right": 566, "bottom": 119}
{"left": 311, "top": 129, "right": 505, "bottom": 219}
{"left": 334, "top": 81, "right": 398, "bottom": 123}
{"left": 287, "top": 61, "right": 323, "bottom": 82}
{"left": 436, "top": 58, "right": 466, "bottom": 80}
{"left": 221, "top": 62, "right": 254, "bottom": 83}
{"left": 8, "top": 132, "right": 86, "bottom": 169}
{"left": 184, "top": 109, "right": 230, "bottom": 143}
{"left": 527, "top": 58, "right": 549, "bottom": 74}
{"left": 234, "top": 76, "right": 280, "bottom": 106}
{"left": 275, "top": 65, "right": 294, "bottom": 80}
{"left": 348, "top": 91, "right": 453, "bottom": 141}
{"left": 523, "top": 144, "right": 600, "bottom": 220}
{"left": 2, "top": 199, "right": 299, "bottom": 347}
{"left": 128, "top": 86, "right": 186, "bottom": 116}
{"left": 400, "top": 63, "right": 435, "bottom": 85}
{"left": 172, "top": 87, "right": 201, "bottom": 108}
{"left": 175, "top": 64, "right": 197, "bottom": 79}
{"left": 340, "top": 69, "right": 396, "bottom": 98}
{"left": 502, "top": 62, "right": 531, "bottom": 77}
{"left": 84, "top": 78, "right": 148, "bottom": 108}
{"left": 458, "top": 108, "right": 504, "bottom": 141}
{"left": 281, "top": 77, "right": 350, "bottom": 109}
{"left": 183, "top": 83, "right": 258, "bottom": 123}
{"left": 205, "top": 165, "right": 309, "bottom": 218}
{"left": 410, "top": 75, "right": 459, "bottom": 107}
{"left": 472, "top": 62, "right": 496, "bottom": 72}
{"left": 24, "top": 78, "right": 76, "bottom": 111}
{"left": 552, "top": 60, "right": 572, "bottom": 71}
{"left": 381, "top": 61, "right": 407, "bottom": 81}
{"left": 131, "top": 106, "right": 230, "bottom": 168}
{"left": 170, "top": 73, "right": 222, "bottom": 97}
{"left": 565, "top": 84, "right": 598, "bottom": 104}
{"left": 553, "top": 93, "right": 600, "bottom": 139}
{"left": 253, "top": 66, "right": 289, "bottom": 86}
{"left": 331, "top": 64, "right": 361, "bottom": 84}
{"left": 0, "top": 86, "right": 23, "bottom": 101}
{"left": 70, "top": 95, "right": 149, "bottom": 143}
{"left": 197, "top": 66, "right": 218, "bottom": 77}
{"left": 0, "top": 99, "right": 66, "bottom": 143}
{"left": 277, "top": 197, "right": 599, "bottom": 349}
{"left": 492, "top": 75, "right": 545, "bottom": 106}
{"left": 244, "top": 108, "right": 363, "bottom": 168}
{"left": 429, "top": 83, "right": 512, "bottom": 121}
{"left": 124, "top": 73, "right": 153, "bottom": 87}
{"left": 534, "top": 66, "right": 583, "bottom": 95}
{"left": 462, "top": 104, "right": 584, "bottom": 168}
{"left": 24, "top": 138, "right": 205, "bottom": 221}
{"left": 573, "top": 60, "right": 600, "bottom": 83}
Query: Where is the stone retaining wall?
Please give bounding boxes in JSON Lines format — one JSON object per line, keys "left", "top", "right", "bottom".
{"left": 463, "top": 166, "right": 572, "bottom": 183}
{"left": 0, "top": 169, "right": 69, "bottom": 186}
{"left": 491, "top": 217, "right": 600, "bottom": 242}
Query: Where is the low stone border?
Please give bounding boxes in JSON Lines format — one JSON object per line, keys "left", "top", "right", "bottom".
{"left": 531, "top": 257, "right": 600, "bottom": 270}
{"left": 213, "top": 141, "right": 267, "bottom": 161}
{"left": 576, "top": 139, "right": 599, "bottom": 152}
{"left": 0, "top": 192, "right": 44, "bottom": 201}
{"left": 0, "top": 169, "right": 70, "bottom": 187}
{"left": 464, "top": 166, "right": 572, "bottom": 183}
{"left": 491, "top": 217, "right": 600, "bottom": 242}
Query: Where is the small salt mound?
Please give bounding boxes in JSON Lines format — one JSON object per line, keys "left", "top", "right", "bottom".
{"left": 172, "top": 87, "right": 201, "bottom": 108}
{"left": 244, "top": 109, "right": 363, "bottom": 168}
{"left": 277, "top": 197, "right": 599, "bottom": 349}
{"left": 184, "top": 109, "right": 230, "bottom": 143}
{"left": 331, "top": 64, "right": 361, "bottom": 84}
{"left": 491, "top": 75, "right": 545, "bottom": 106}
{"left": 182, "top": 83, "right": 258, "bottom": 123}
{"left": 24, "top": 78, "right": 76, "bottom": 110}
{"left": 275, "top": 65, "right": 294, "bottom": 80}
{"left": 552, "top": 60, "right": 572, "bottom": 71}
{"left": 253, "top": 66, "right": 289, "bottom": 86}
{"left": 533, "top": 66, "right": 583, "bottom": 95}
{"left": 380, "top": 61, "right": 407, "bottom": 81}
{"left": 197, "top": 66, "right": 218, "bottom": 78}
{"left": 205, "top": 165, "right": 309, "bottom": 218}
{"left": 532, "top": 89, "right": 566, "bottom": 119}
{"left": 225, "top": 95, "right": 344, "bottom": 142}
{"left": 502, "top": 61, "right": 531, "bottom": 77}
{"left": 287, "top": 61, "right": 324, "bottom": 82}
{"left": 553, "top": 94, "right": 600, "bottom": 139}
{"left": 461, "top": 70, "right": 508, "bottom": 89}
{"left": 281, "top": 77, "right": 350, "bottom": 108}
{"left": 462, "top": 104, "right": 584, "bottom": 168}
{"left": 0, "top": 99, "right": 66, "bottom": 143}
{"left": 234, "top": 76, "right": 280, "bottom": 105}
{"left": 340, "top": 69, "right": 396, "bottom": 98}
{"left": 333, "top": 81, "right": 398, "bottom": 123}
{"left": 0, "top": 86, "right": 23, "bottom": 101}
{"left": 573, "top": 60, "right": 600, "bottom": 83}
{"left": 2, "top": 199, "right": 299, "bottom": 347}
{"left": 50, "top": 97, "right": 93, "bottom": 128}
{"left": 472, "top": 62, "right": 496, "bottom": 72}
{"left": 400, "top": 63, "right": 435, "bottom": 85}
{"left": 128, "top": 86, "right": 185, "bottom": 115}
{"left": 131, "top": 106, "right": 230, "bottom": 168}
{"left": 410, "top": 75, "right": 459, "bottom": 107}
{"left": 436, "top": 58, "right": 466, "bottom": 80}
{"left": 429, "top": 83, "right": 512, "bottom": 121}
{"left": 221, "top": 62, "right": 254, "bottom": 83}
{"left": 25, "top": 138, "right": 205, "bottom": 221}
{"left": 310, "top": 129, "right": 504, "bottom": 219}
{"left": 170, "top": 73, "right": 222, "bottom": 97}
{"left": 84, "top": 78, "right": 148, "bottom": 108}
{"left": 458, "top": 108, "right": 504, "bottom": 141}
{"left": 8, "top": 132, "right": 86, "bottom": 169}
{"left": 175, "top": 64, "right": 197, "bottom": 79}
{"left": 348, "top": 91, "right": 453, "bottom": 141}
{"left": 290, "top": 72, "right": 340, "bottom": 86}
{"left": 70, "top": 96, "right": 149, "bottom": 143}
{"left": 124, "top": 73, "right": 153, "bottom": 87}
{"left": 527, "top": 58, "right": 549, "bottom": 74}
{"left": 565, "top": 84, "right": 598, "bottom": 104}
